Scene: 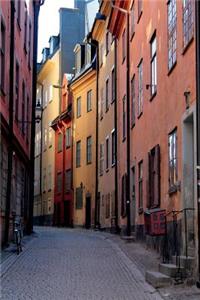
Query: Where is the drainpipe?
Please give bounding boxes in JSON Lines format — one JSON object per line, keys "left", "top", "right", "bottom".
{"left": 114, "top": 37, "right": 119, "bottom": 233}
{"left": 4, "top": 0, "right": 15, "bottom": 246}
{"left": 111, "top": 1, "right": 131, "bottom": 236}
{"left": 196, "top": 0, "right": 200, "bottom": 287}
{"left": 27, "top": 0, "right": 44, "bottom": 234}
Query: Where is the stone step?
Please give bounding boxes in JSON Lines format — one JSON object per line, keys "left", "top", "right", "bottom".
{"left": 120, "top": 235, "right": 135, "bottom": 242}
{"left": 145, "top": 271, "right": 172, "bottom": 288}
{"left": 172, "top": 255, "right": 195, "bottom": 270}
{"left": 159, "top": 263, "right": 186, "bottom": 278}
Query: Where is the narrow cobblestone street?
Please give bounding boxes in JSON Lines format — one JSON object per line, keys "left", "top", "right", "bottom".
{"left": 1, "top": 227, "right": 164, "bottom": 300}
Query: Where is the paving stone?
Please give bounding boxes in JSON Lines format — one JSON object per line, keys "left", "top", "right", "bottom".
{"left": 1, "top": 226, "right": 163, "bottom": 300}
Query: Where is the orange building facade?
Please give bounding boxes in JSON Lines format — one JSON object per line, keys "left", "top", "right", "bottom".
{"left": 109, "top": 0, "right": 197, "bottom": 262}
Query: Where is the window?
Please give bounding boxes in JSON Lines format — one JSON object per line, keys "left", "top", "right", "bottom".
{"left": 49, "top": 85, "right": 53, "bottom": 102}
{"left": 86, "top": 136, "right": 92, "bottom": 164}
{"left": 122, "top": 95, "right": 126, "bottom": 140}
{"left": 43, "top": 168, "right": 46, "bottom": 192}
{"left": 87, "top": 90, "right": 92, "bottom": 112}
{"left": 105, "top": 79, "right": 109, "bottom": 111}
{"left": 44, "top": 128, "right": 47, "bottom": 151}
{"left": 100, "top": 44, "right": 104, "bottom": 67}
{"left": 100, "top": 143, "right": 104, "bottom": 176}
{"left": 138, "top": 161, "right": 143, "bottom": 210}
{"left": 106, "top": 31, "right": 109, "bottom": 55}
{"left": 121, "top": 174, "right": 127, "bottom": 217}
{"left": 138, "top": 60, "right": 143, "bottom": 115}
{"left": 138, "top": 0, "right": 143, "bottom": 21}
{"left": 150, "top": 33, "right": 157, "bottom": 96}
{"left": 106, "top": 137, "right": 109, "bottom": 170}
{"left": 75, "top": 48, "right": 81, "bottom": 73}
{"left": 105, "top": 194, "right": 110, "bottom": 218}
{"left": 26, "top": 96, "right": 29, "bottom": 143}
{"left": 65, "top": 169, "right": 71, "bottom": 192}
{"left": 183, "top": 0, "right": 194, "bottom": 48}
{"left": 15, "top": 62, "right": 19, "bottom": 120}
{"left": 169, "top": 129, "right": 177, "bottom": 187}
{"left": 148, "top": 145, "right": 160, "bottom": 208}
{"left": 17, "top": 0, "right": 21, "bottom": 27}
{"left": 122, "top": 29, "right": 126, "bottom": 62}
{"left": 76, "top": 141, "right": 81, "bottom": 167}
{"left": 76, "top": 187, "right": 83, "bottom": 209}
{"left": 66, "top": 127, "right": 71, "bottom": 148}
{"left": 168, "top": 0, "right": 177, "bottom": 70}
{"left": 58, "top": 133, "right": 63, "bottom": 152}
{"left": 111, "top": 129, "right": 115, "bottom": 166}
{"left": 57, "top": 172, "right": 62, "bottom": 193}
{"left": 49, "top": 127, "right": 53, "bottom": 148}
{"left": 28, "top": 21, "right": 32, "bottom": 69}
{"left": 77, "top": 97, "right": 81, "bottom": 118}
{"left": 131, "top": 3, "right": 135, "bottom": 37}
{"left": 111, "top": 68, "right": 115, "bottom": 102}
{"left": 47, "top": 165, "right": 52, "bottom": 191}
{"left": 22, "top": 82, "right": 25, "bottom": 135}
{"left": 44, "top": 89, "right": 48, "bottom": 108}
{"left": 100, "top": 88, "right": 104, "bottom": 120}
{"left": 24, "top": 9, "right": 28, "bottom": 52}
{"left": 131, "top": 75, "right": 135, "bottom": 126}
{"left": 0, "top": 20, "right": 5, "bottom": 93}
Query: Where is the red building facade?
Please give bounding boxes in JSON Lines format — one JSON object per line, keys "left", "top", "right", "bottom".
{"left": 109, "top": 0, "right": 197, "bottom": 261}
{"left": 0, "top": 0, "right": 40, "bottom": 245}
{"left": 51, "top": 75, "right": 73, "bottom": 227}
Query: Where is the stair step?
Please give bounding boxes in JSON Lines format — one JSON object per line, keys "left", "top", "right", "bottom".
{"left": 159, "top": 263, "right": 185, "bottom": 278}
{"left": 172, "top": 256, "right": 195, "bottom": 269}
{"left": 120, "top": 235, "right": 135, "bottom": 242}
{"left": 146, "top": 271, "right": 172, "bottom": 288}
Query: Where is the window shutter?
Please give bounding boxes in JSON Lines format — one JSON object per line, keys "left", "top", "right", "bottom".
{"left": 154, "top": 144, "right": 160, "bottom": 207}
{"left": 147, "top": 152, "right": 152, "bottom": 209}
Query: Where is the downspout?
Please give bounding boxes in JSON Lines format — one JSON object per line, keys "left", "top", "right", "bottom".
{"left": 95, "top": 41, "right": 99, "bottom": 228}
{"left": 126, "top": 11, "right": 131, "bottom": 237}
{"left": 27, "top": 0, "right": 43, "bottom": 234}
{"left": 37, "top": 82, "right": 43, "bottom": 198}
{"left": 114, "top": 37, "right": 119, "bottom": 233}
{"left": 4, "top": 0, "right": 15, "bottom": 246}
{"left": 196, "top": 0, "right": 200, "bottom": 287}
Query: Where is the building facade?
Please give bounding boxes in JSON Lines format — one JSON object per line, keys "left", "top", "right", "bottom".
{"left": 0, "top": 0, "right": 40, "bottom": 245}
{"left": 109, "top": 0, "right": 197, "bottom": 266}
{"left": 51, "top": 75, "right": 73, "bottom": 227}
{"left": 91, "top": 0, "right": 117, "bottom": 230}
{"left": 70, "top": 43, "right": 96, "bottom": 228}
{"left": 34, "top": 3, "right": 86, "bottom": 225}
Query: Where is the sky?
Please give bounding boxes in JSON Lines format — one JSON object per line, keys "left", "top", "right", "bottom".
{"left": 38, "top": 0, "right": 99, "bottom": 62}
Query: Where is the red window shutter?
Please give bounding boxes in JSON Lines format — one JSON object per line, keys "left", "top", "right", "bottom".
{"left": 154, "top": 144, "right": 160, "bottom": 207}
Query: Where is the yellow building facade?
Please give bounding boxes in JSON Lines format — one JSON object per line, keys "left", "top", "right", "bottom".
{"left": 34, "top": 49, "right": 60, "bottom": 225}
{"left": 70, "top": 44, "right": 97, "bottom": 227}
{"left": 91, "top": 1, "right": 117, "bottom": 229}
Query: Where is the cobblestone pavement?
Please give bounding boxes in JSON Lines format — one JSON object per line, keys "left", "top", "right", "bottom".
{"left": 1, "top": 226, "right": 163, "bottom": 300}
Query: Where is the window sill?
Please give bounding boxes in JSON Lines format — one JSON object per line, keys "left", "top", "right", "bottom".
{"left": 76, "top": 115, "right": 81, "bottom": 119}
{"left": 138, "top": 207, "right": 143, "bottom": 214}
{"left": 17, "top": 19, "right": 21, "bottom": 31}
{"left": 49, "top": 145, "right": 52, "bottom": 148}
{"left": 122, "top": 137, "right": 126, "bottom": 143}
{"left": 76, "top": 165, "right": 81, "bottom": 168}
{"left": 150, "top": 91, "right": 157, "bottom": 102}
{"left": 0, "top": 87, "right": 6, "bottom": 97}
{"left": 57, "top": 150, "right": 62, "bottom": 153}
{"left": 87, "top": 109, "right": 92, "bottom": 113}
{"left": 168, "top": 61, "right": 177, "bottom": 76}
{"left": 122, "top": 57, "right": 126, "bottom": 65}
{"left": 130, "top": 31, "right": 135, "bottom": 42}
{"left": 111, "top": 98, "right": 115, "bottom": 104}
{"left": 137, "top": 11, "right": 143, "bottom": 24}
{"left": 131, "top": 122, "right": 135, "bottom": 130}
{"left": 66, "top": 146, "right": 71, "bottom": 149}
{"left": 137, "top": 111, "right": 143, "bottom": 119}
{"left": 87, "top": 161, "right": 92, "bottom": 165}
{"left": 111, "top": 162, "right": 115, "bottom": 168}
{"left": 24, "top": 46, "right": 27, "bottom": 55}
{"left": 106, "top": 168, "right": 109, "bottom": 173}
{"left": 48, "top": 189, "right": 51, "bottom": 192}
{"left": 105, "top": 107, "right": 109, "bottom": 113}
{"left": 106, "top": 50, "right": 109, "bottom": 56}
{"left": 168, "top": 185, "right": 178, "bottom": 195}
{"left": 182, "top": 36, "right": 194, "bottom": 56}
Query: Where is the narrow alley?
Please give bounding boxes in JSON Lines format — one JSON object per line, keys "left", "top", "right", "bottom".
{"left": 1, "top": 227, "right": 162, "bottom": 300}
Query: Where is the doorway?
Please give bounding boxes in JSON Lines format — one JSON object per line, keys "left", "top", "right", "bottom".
{"left": 131, "top": 166, "right": 136, "bottom": 232}
{"left": 183, "top": 113, "right": 195, "bottom": 254}
{"left": 85, "top": 196, "right": 91, "bottom": 229}
{"left": 64, "top": 201, "right": 71, "bottom": 227}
